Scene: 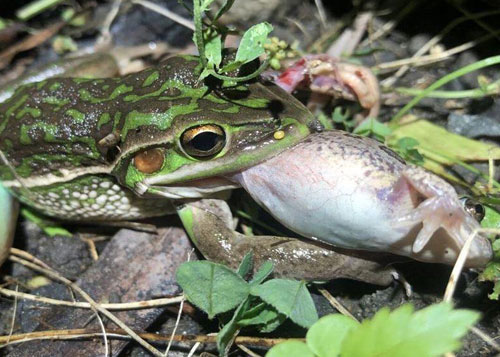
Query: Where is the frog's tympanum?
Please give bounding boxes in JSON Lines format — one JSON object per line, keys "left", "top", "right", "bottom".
{"left": 0, "top": 54, "right": 492, "bottom": 285}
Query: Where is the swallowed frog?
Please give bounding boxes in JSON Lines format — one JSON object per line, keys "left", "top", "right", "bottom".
{"left": 0, "top": 53, "right": 492, "bottom": 286}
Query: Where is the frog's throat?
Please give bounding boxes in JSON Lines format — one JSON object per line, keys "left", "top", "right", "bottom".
{"left": 136, "top": 177, "right": 240, "bottom": 199}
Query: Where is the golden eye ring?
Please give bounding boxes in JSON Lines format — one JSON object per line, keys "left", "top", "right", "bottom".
{"left": 181, "top": 124, "right": 226, "bottom": 158}
{"left": 133, "top": 148, "right": 165, "bottom": 174}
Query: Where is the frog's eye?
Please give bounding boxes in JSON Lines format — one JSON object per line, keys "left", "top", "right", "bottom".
{"left": 181, "top": 124, "right": 226, "bottom": 158}
{"left": 460, "top": 197, "right": 485, "bottom": 222}
{"left": 134, "top": 148, "right": 165, "bottom": 174}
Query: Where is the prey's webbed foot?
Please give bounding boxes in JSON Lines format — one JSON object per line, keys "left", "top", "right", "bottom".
{"left": 394, "top": 165, "right": 492, "bottom": 266}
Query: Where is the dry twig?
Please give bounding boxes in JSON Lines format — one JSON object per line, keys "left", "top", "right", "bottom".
{"left": 8, "top": 254, "right": 164, "bottom": 357}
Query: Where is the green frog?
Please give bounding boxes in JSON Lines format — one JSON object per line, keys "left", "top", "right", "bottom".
{"left": 0, "top": 53, "right": 492, "bottom": 286}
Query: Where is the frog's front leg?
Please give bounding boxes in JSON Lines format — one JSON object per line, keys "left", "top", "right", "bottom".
{"left": 393, "top": 165, "right": 492, "bottom": 266}
{"left": 177, "top": 198, "right": 396, "bottom": 286}
{"left": 0, "top": 182, "right": 18, "bottom": 265}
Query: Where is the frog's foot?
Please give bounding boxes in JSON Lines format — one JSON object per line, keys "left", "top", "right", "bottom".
{"left": 394, "top": 165, "right": 492, "bottom": 266}
{"left": 0, "top": 182, "right": 18, "bottom": 265}
{"left": 273, "top": 54, "right": 380, "bottom": 118}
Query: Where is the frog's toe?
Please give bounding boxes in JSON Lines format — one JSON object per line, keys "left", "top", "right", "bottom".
{"left": 413, "top": 217, "right": 440, "bottom": 253}
{"left": 398, "top": 193, "right": 492, "bottom": 265}
{"left": 394, "top": 196, "right": 434, "bottom": 229}
{"left": 395, "top": 196, "right": 447, "bottom": 253}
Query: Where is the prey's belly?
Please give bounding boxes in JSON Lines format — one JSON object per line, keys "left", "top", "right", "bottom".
{"left": 234, "top": 162, "right": 413, "bottom": 251}
{"left": 232, "top": 141, "right": 414, "bottom": 252}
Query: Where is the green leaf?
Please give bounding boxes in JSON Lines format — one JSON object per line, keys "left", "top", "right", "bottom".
{"left": 389, "top": 119, "right": 500, "bottom": 164}
{"left": 251, "top": 279, "right": 318, "bottom": 328}
{"left": 200, "top": 0, "right": 216, "bottom": 12}
{"left": 306, "top": 314, "right": 358, "bottom": 357}
{"left": 239, "top": 302, "right": 285, "bottom": 329}
{"left": 220, "top": 60, "right": 243, "bottom": 73}
{"left": 397, "top": 137, "right": 419, "bottom": 150}
{"left": 217, "top": 297, "right": 251, "bottom": 355}
{"left": 340, "top": 303, "right": 480, "bottom": 357}
{"left": 353, "top": 118, "right": 392, "bottom": 141}
{"left": 250, "top": 261, "right": 273, "bottom": 285}
{"left": 479, "top": 206, "right": 500, "bottom": 299}
{"left": 235, "top": 22, "right": 273, "bottom": 64}
{"left": 176, "top": 261, "right": 250, "bottom": 318}
{"left": 332, "top": 107, "right": 350, "bottom": 124}
{"left": 20, "top": 208, "right": 72, "bottom": 237}
{"left": 198, "top": 67, "right": 215, "bottom": 81}
{"left": 214, "top": 0, "right": 235, "bottom": 20}
{"left": 42, "top": 226, "right": 73, "bottom": 237}
{"left": 267, "top": 340, "right": 315, "bottom": 357}
{"left": 482, "top": 206, "right": 500, "bottom": 230}
{"left": 394, "top": 137, "right": 424, "bottom": 164}
{"left": 237, "top": 252, "right": 254, "bottom": 278}
{"left": 258, "top": 312, "right": 287, "bottom": 333}
{"left": 204, "top": 31, "right": 222, "bottom": 69}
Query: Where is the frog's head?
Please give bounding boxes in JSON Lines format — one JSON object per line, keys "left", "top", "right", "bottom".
{"left": 111, "top": 55, "right": 316, "bottom": 199}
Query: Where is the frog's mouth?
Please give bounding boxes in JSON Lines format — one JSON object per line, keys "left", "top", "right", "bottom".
{"left": 135, "top": 176, "right": 240, "bottom": 199}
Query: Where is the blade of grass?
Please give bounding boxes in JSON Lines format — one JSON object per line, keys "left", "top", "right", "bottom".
{"left": 393, "top": 79, "right": 500, "bottom": 99}
{"left": 16, "top": 0, "right": 64, "bottom": 21}
{"left": 390, "top": 55, "right": 500, "bottom": 125}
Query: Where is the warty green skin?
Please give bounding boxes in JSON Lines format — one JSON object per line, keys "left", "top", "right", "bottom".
{"left": 0, "top": 55, "right": 314, "bottom": 222}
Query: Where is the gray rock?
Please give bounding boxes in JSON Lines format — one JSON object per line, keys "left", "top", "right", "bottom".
{"left": 447, "top": 113, "right": 500, "bottom": 138}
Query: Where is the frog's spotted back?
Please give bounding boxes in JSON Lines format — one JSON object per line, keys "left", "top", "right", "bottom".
{"left": 0, "top": 56, "right": 204, "bottom": 181}
{"left": 0, "top": 55, "right": 313, "bottom": 183}
{"left": 0, "top": 54, "right": 315, "bottom": 221}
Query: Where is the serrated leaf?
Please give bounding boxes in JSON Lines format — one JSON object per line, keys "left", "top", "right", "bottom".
{"left": 235, "top": 22, "right": 273, "bottom": 64}
{"left": 251, "top": 279, "right": 318, "bottom": 328}
{"left": 340, "top": 303, "right": 480, "bottom": 357}
{"left": 482, "top": 206, "right": 500, "bottom": 230}
{"left": 237, "top": 252, "right": 254, "bottom": 278}
{"left": 478, "top": 206, "right": 500, "bottom": 299}
{"left": 250, "top": 261, "right": 273, "bottom": 285}
{"left": 239, "top": 303, "right": 279, "bottom": 325}
{"left": 217, "top": 297, "right": 250, "bottom": 355}
{"left": 204, "top": 31, "right": 222, "bottom": 68}
{"left": 389, "top": 119, "right": 500, "bottom": 164}
{"left": 307, "top": 314, "right": 358, "bottom": 357}
{"left": 353, "top": 118, "right": 392, "bottom": 141}
{"left": 176, "top": 261, "right": 250, "bottom": 318}
{"left": 258, "top": 313, "right": 287, "bottom": 333}
{"left": 266, "top": 340, "right": 315, "bottom": 357}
